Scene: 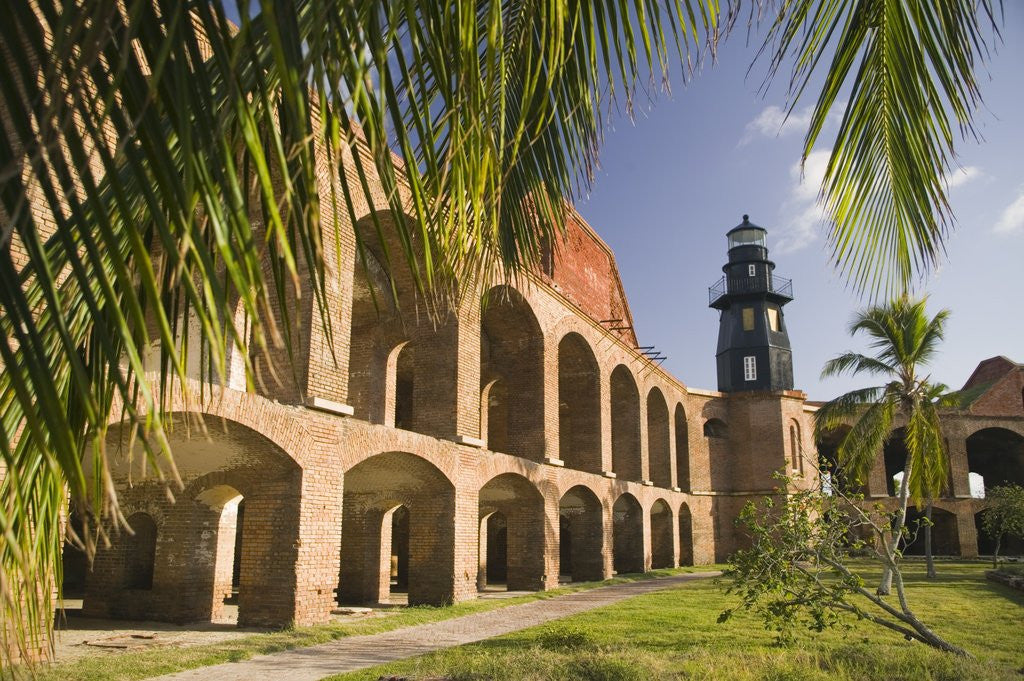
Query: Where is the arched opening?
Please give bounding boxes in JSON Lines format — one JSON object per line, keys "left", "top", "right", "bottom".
{"left": 703, "top": 418, "right": 728, "bottom": 438}
{"left": 348, "top": 212, "right": 459, "bottom": 437}
{"left": 122, "top": 512, "right": 158, "bottom": 590}
{"left": 60, "top": 509, "right": 89, "bottom": 603}
{"left": 558, "top": 486, "right": 604, "bottom": 582}
{"left": 85, "top": 415, "right": 304, "bottom": 628}
{"left": 789, "top": 420, "right": 803, "bottom": 474}
{"left": 394, "top": 344, "right": 415, "bottom": 430}
{"left": 558, "top": 333, "right": 602, "bottom": 473}
{"left": 481, "top": 286, "right": 545, "bottom": 460}
{"left": 478, "top": 473, "right": 546, "bottom": 591}
{"left": 340, "top": 452, "right": 456, "bottom": 606}
{"left": 481, "top": 512, "right": 508, "bottom": 587}
{"left": 883, "top": 428, "right": 909, "bottom": 497}
{"left": 610, "top": 365, "right": 642, "bottom": 481}
{"left": 966, "top": 428, "right": 1024, "bottom": 498}
{"left": 650, "top": 500, "right": 674, "bottom": 569}
{"left": 678, "top": 503, "right": 694, "bottom": 566}
{"left": 389, "top": 505, "right": 410, "bottom": 594}
{"left": 194, "top": 485, "right": 245, "bottom": 622}
{"left": 674, "top": 404, "right": 690, "bottom": 490}
{"left": 902, "top": 507, "right": 960, "bottom": 556}
{"left": 705, "top": 417, "right": 732, "bottom": 492}
{"left": 612, "top": 494, "right": 644, "bottom": 574}
{"left": 975, "top": 510, "right": 1024, "bottom": 557}
{"left": 647, "top": 388, "right": 671, "bottom": 488}
{"left": 816, "top": 425, "right": 859, "bottom": 495}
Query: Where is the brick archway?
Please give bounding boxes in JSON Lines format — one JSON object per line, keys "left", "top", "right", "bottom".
{"left": 674, "top": 403, "right": 690, "bottom": 491}
{"left": 647, "top": 388, "right": 671, "bottom": 488}
{"left": 558, "top": 333, "right": 602, "bottom": 474}
{"left": 612, "top": 493, "right": 644, "bottom": 574}
{"left": 347, "top": 211, "right": 460, "bottom": 437}
{"left": 678, "top": 502, "right": 694, "bottom": 566}
{"left": 967, "top": 427, "right": 1024, "bottom": 497}
{"left": 479, "top": 473, "right": 546, "bottom": 591}
{"left": 650, "top": 499, "right": 674, "bottom": 569}
{"left": 558, "top": 485, "right": 605, "bottom": 582}
{"left": 481, "top": 286, "right": 545, "bottom": 461}
{"left": 340, "top": 451, "right": 457, "bottom": 606}
{"left": 85, "top": 415, "right": 303, "bottom": 628}
{"left": 610, "top": 365, "right": 642, "bottom": 482}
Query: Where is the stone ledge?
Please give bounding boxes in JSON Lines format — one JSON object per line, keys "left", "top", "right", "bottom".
{"left": 672, "top": 486, "right": 682, "bottom": 492}
{"left": 641, "top": 480, "right": 654, "bottom": 486}
{"left": 986, "top": 569, "right": 1024, "bottom": 592}
{"left": 451, "top": 435, "right": 485, "bottom": 448}
{"left": 306, "top": 397, "right": 354, "bottom": 416}
{"left": 602, "top": 470, "right": 617, "bottom": 479}
{"left": 543, "top": 457, "right": 565, "bottom": 467}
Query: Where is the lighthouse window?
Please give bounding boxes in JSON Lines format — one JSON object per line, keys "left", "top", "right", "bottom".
{"left": 743, "top": 356, "right": 757, "bottom": 381}
{"left": 767, "top": 307, "right": 780, "bottom": 332}
{"left": 748, "top": 264, "right": 756, "bottom": 277}
{"left": 742, "top": 307, "right": 755, "bottom": 331}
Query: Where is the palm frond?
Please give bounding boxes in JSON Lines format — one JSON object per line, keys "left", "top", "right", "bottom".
{"left": 820, "top": 352, "right": 895, "bottom": 380}
{"left": 835, "top": 395, "right": 897, "bottom": 487}
{"left": 759, "top": 0, "right": 1002, "bottom": 297}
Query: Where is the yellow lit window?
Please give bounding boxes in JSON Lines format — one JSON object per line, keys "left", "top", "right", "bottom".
{"left": 742, "top": 307, "right": 754, "bottom": 331}
{"left": 767, "top": 307, "right": 780, "bottom": 332}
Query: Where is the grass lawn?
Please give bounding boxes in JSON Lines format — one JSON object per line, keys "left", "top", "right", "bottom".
{"left": 330, "top": 561, "right": 1024, "bottom": 681}
{"left": 32, "top": 567, "right": 715, "bottom": 681}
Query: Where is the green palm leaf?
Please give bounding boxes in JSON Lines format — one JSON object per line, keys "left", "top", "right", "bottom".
{"left": 760, "top": 0, "right": 1001, "bottom": 297}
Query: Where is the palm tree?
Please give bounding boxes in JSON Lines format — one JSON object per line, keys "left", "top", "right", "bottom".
{"left": 0, "top": 0, "right": 1002, "bottom": 662}
{"left": 815, "top": 297, "right": 953, "bottom": 595}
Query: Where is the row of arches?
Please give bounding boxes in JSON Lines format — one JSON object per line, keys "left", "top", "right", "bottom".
{"left": 819, "top": 425, "right": 1024, "bottom": 500}
{"left": 343, "top": 212, "right": 742, "bottom": 491}
{"left": 74, "top": 441, "right": 697, "bottom": 626}
{"left": 351, "top": 244, "right": 711, "bottom": 488}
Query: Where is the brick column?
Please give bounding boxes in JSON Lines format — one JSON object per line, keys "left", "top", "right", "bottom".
{"left": 453, "top": 304, "right": 483, "bottom": 442}
{"left": 956, "top": 509, "right": 979, "bottom": 558}
{"left": 291, "top": 469, "right": 342, "bottom": 624}
{"left": 667, "top": 405, "right": 679, "bottom": 490}
{"left": 452, "top": 483, "right": 480, "bottom": 602}
{"left": 866, "top": 454, "right": 889, "bottom": 497}
{"left": 599, "top": 373, "right": 614, "bottom": 476}
{"left": 542, "top": 334, "right": 562, "bottom": 464}
{"left": 947, "top": 436, "right": 971, "bottom": 498}
{"left": 638, "top": 395, "right": 651, "bottom": 484}
{"left": 542, "top": 490, "right": 561, "bottom": 589}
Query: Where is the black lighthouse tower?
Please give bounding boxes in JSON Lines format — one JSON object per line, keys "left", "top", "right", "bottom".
{"left": 708, "top": 215, "right": 794, "bottom": 392}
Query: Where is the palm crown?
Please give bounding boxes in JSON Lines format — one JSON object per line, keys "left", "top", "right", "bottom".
{"left": 814, "top": 296, "right": 955, "bottom": 507}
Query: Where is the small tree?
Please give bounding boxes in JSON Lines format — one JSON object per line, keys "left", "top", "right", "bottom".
{"left": 719, "top": 474, "right": 970, "bottom": 656}
{"left": 980, "top": 484, "right": 1024, "bottom": 568}
{"left": 815, "top": 297, "right": 954, "bottom": 594}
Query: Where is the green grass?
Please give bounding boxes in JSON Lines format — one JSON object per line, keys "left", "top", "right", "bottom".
{"left": 31, "top": 567, "right": 717, "bottom": 681}
{"left": 329, "top": 561, "right": 1024, "bottom": 681}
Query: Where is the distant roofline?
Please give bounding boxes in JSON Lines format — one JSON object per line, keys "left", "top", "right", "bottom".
{"left": 962, "top": 355, "right": 1022, "bottom": 390}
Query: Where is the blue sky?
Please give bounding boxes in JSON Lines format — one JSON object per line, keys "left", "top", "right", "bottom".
{"left": 575, "top": 9, "right": 1024, "bottom": 400}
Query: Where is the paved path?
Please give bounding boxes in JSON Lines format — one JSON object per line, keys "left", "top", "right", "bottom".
{"left": 153, "top": 572, "right": 719, "bottom": 681}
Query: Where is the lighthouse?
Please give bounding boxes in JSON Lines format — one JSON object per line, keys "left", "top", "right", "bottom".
{"left": 708, "top": 215, "right": 794, "bottom": 392}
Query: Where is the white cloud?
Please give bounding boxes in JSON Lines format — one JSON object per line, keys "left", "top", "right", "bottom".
{"left": 944, "top": 165, "right": 983, "bottom": 189}
{"left": 772, "top": 149, "right": 831, "bottom": 255}
{"left": 739, "top": 103, "right": 845, "bottom": 146}
{"left": 994, "top": 189, "right": 1024, "bottom": 234}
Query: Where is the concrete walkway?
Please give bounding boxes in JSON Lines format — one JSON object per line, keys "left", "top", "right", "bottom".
{"left": 153, "top": 572, "right": 719, "bottom": 681}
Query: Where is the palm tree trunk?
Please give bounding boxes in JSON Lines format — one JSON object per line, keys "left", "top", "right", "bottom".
{"left": 925, "top": 500, "right": 936, "bottom": 578}
{"left": 879, "top": 457, "right": 914, "bottom": 595}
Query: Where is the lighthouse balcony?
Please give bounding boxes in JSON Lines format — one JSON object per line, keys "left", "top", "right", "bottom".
{"left": 708, "top": 274, "right": 793, "bottom": 307}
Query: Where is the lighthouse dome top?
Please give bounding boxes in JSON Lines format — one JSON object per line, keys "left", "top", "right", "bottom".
{"left": 726, "top": 215, "right": 767, "bottom": 251}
